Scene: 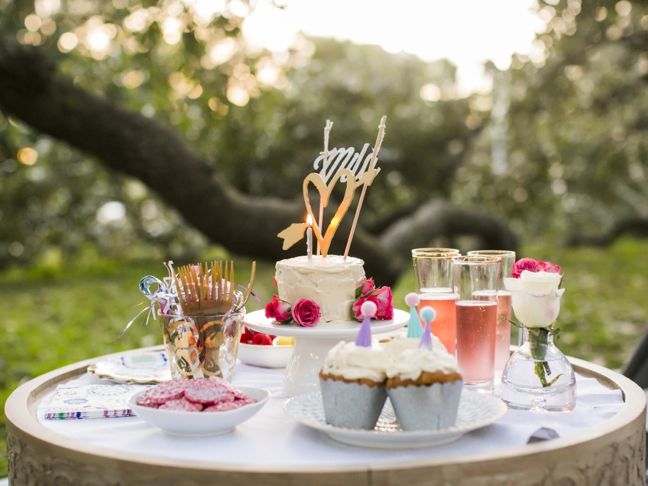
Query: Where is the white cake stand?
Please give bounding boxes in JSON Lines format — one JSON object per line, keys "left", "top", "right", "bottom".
{"left": 244, "top": 309, "right": 408, "bottom": 397}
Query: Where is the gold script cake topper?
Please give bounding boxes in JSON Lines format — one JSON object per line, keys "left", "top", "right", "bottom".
{"left": 277, "top": 116, "right": 387, "bottom": 257}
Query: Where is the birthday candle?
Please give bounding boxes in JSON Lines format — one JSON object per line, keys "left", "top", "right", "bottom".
{"left": 306, "top": 214, "right": 313, "bottom": 260}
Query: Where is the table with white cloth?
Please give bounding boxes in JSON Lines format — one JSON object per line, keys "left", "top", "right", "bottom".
{"left": 5, "top": 346, "right": 647, "bottom": 485}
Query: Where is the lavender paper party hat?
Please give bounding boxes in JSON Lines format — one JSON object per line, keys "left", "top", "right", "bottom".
{"left": 355, "top": 301, "right": 377, "bottom": 347}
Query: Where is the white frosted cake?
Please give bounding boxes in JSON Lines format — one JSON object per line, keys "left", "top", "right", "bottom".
{"left": 275, "top": 255, "right": 365, "bottom": 322}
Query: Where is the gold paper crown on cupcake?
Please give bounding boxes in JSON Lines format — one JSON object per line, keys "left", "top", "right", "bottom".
{"left": 278, "top": 116, "right": 387, "bottom": 258}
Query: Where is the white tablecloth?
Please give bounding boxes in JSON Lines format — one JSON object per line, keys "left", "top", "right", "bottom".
{"left": 38, "top": 364, "right": 624, "bottom": 467}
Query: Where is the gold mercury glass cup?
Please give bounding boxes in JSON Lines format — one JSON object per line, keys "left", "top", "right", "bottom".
{"left": 159, "top": 291, "right": 245, "bottom": 382}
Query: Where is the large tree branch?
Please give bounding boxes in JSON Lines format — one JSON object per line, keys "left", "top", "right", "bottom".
{"left": 568, "top": 217, "right": 648, "bottom": 247}
{"left": 0, "top": 39, "right": 517, "bottom": 285}
{"left": 0, "top": 39, "right": 397, "bottom": 281}
{"left": 381, "top": 199, "right": 518, "bottom": 271}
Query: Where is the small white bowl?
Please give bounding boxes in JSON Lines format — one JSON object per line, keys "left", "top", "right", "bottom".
{"left": 129, "top": 386, "right": 269, "bottom": 436}
{"left": 237, "top": 342, "right": 294, "bottom": 369}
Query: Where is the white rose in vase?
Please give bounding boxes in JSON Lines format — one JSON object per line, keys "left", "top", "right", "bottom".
{"left": 504, "top": 271, "right": 564, "bottom": 329}
{"left": 504, "top": 258, "right": 565, "bottom": 388}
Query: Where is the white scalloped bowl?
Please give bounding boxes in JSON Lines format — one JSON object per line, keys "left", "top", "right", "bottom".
{"left": 129, "top": 386, "right": 269, "bottom": 436}
{"left": 237, "top": 342, "right": 294, "bottom": 368}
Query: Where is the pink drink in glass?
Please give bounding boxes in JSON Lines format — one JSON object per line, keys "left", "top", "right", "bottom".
{"left": 456, "top": 300, "right": 497, "bottom": 384}
{"left": 495, "top": 291, "right": 512, "bottom": 374}
{"left": 417, "top": 290, "right": 458, "bottom": 354}
{"left": 473, "top": 290, "right": 512, "bottom": 376}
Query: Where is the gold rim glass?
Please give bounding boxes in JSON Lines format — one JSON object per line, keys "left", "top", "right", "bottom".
{"left": 412, "top": 248, "right": 460, "bottom": 257}
{"left": 412, "top": 249, "right": 460, "bottom": 293}
{"left": 467, "top": 250, "right": 516, "bottom": 283}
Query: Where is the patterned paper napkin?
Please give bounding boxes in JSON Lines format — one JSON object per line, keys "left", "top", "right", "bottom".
{"left": 43, "top": 382, "right": 148, "bottom": 420}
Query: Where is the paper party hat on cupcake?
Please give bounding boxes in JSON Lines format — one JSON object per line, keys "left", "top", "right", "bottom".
{"left": 404, "top": 292, "right": 423, "bottom": 339}
{"left": 418, "top": 306, "right": 437, "bottom": 350}
{"left": 355, "top": 301, "right": 377, "bottom": 347}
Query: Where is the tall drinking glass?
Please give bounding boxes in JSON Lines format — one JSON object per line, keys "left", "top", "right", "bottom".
{"left": 452, "top": 255, "right": 501, "bottom": 392}
{"left": 467, "top": 250, "right": 516, "bottom": 381}
{"left": 412, "top": 248, "right": 460, "bottom": 293}
{"left": 412, "top": 248, "right": 460, "bottom": 353}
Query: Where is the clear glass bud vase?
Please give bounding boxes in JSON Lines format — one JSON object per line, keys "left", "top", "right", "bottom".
{"left": 500, "top": 327, "right": 576, "bottom": 411}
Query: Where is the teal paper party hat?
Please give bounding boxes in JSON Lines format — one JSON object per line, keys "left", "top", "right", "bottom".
{"left": 404, "top": 292, "right": 423, "bottom": 339}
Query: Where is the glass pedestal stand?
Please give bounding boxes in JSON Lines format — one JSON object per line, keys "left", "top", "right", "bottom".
{"left": 501, "top": 328, "right": 576, "bottom": 411}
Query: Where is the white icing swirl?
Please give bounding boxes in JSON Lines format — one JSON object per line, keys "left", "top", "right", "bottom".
{"left": 385, "top": 340, "right": 460, "bottom": 380}
{"left": 383, "top": 336, "right": 447, "bottom": 357}
{"left": 321, "top": 341, "right": 386, "bottom": 382}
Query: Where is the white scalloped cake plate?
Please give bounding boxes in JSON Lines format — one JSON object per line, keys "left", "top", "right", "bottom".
{"left": 244, "top": 309, "right": 408, "bottom": 338}
{"left": 87, "top": 349, "right": 172, "bottom": 384}
{"left": 285, "top": 390, "right": 507, "bottom": 449}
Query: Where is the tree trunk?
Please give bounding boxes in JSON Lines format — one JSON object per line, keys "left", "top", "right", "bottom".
{"left": 0, "top": 40, "right": 517, "bottom": 286}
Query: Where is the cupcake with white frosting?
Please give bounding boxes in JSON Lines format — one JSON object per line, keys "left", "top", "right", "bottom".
{"left": 386, "top": 307, "right": 463, "bottom": 431}
{"left": 383, "top": 332, "right": 447, "bottom": 357}
{"left": 319, "top": 302, "right": 387, "bottom": 429}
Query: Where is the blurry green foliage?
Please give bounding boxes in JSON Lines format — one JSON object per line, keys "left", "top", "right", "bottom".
{"left": 2, "top": 1, "right": 648, "bottom": 268}
{"left": 1, "top": 0, "right": 488, "bottom": 267}
{"left": 2, "top": 0, "right": 646, "bottom": 266}
{"left": 455, "top": 0, "right": 648, "bottom": 240}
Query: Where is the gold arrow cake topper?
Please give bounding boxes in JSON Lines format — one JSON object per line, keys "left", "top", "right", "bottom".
{"left": 277, "top": 223, "right": 308, "bottom": 251}
{"left": 277, "top": 116, "right": 387, "bottom": 257}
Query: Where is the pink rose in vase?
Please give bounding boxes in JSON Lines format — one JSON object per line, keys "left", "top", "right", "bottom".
{"left": 537, "top": 260, "right": 561, "bottom": 274}
{"left": 291, "top": 298, "right": 321, "bottom": 327}
{"left": 512, "top": 258, "right": 561, "bottom": 278}
{"left": 512, "top": 258, "right": 541, "bottom": 278}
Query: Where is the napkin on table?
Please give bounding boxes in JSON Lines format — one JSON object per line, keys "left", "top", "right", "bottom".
{"left": 43, "top": 382, "right": 147, "bottom": 420}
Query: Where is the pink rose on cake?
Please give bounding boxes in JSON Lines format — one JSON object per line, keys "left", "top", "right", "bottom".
{"left": 291, "top": 298, "right": 321, "bottom": 327}
{"left": 356, "top": 278, "right": 375, "bottom": 297}
{"left": 264, "top": 295, "right": 321, "bottom": 326}
{"left": 373, "top": 286, "right": 394, "bottom": 320}
{"left": 352, "top": 279, "right": 394, "bottom": 321}
{"left": 352, "top": 295, "right": 380, "bottom": 321}
{"left": 265, "top": 295, "right": 292, "bottom": 323}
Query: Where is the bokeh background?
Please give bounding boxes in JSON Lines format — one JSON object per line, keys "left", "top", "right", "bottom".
{"left": 1, "top": 0, "right": 647, "bottom": 475}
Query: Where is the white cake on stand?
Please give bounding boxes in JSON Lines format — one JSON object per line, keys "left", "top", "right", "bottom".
{"left": 275, "top": 255, "right": 364, "bottom": 323}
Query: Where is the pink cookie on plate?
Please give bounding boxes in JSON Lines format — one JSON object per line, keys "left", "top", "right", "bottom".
{"left": 158, "top": 397, "right": 203, "bottom": 412}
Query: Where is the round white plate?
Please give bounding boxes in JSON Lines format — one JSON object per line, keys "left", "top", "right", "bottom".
{"left": 129, "top": 386, "right": 270, "bottom": 436}
{"left": 238, "top": 342, "right": 294, "bottom": 368}
{"left": 285, "top": 390, "right": 507, "bottom": 449}
{"left": 244, "top": 309, "right": 408, "bottom": 338}
{"left": 88, "top": 349, "right": 171, "bottom": 384}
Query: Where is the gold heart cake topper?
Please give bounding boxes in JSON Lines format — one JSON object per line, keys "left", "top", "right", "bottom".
{"left": 277, "top": 116, "right": 387, "bottom": 258}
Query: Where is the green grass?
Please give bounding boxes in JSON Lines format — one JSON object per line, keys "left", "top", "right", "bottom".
{"left": 1, "top": 240, "right": 647, "bottom": 476}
